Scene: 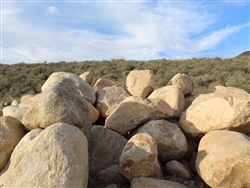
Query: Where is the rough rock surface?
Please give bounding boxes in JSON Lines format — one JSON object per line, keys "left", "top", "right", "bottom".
{"left": 105, "top": 96, "right": 174, "bottom": 136}
{"left": 196, "top": 130, "right": 250, "bottom": 188}
{"left": 3, "top": 106, "right": 28, "bottom": 121}
{"left": 93, "top": 78, "right": 116, "bottom": 91}
{"left": 168, "top": 73, "right": 193, "bottom": 96}
{"left": 79, "top": 71, "right": 94, "bottom": 85}
{"left": 166, "top": 160, "right": 192, "bottom": 180}
{"left": 119, "top": 133, "right": 162, "bottom": 181}
{"left": 126, "top": 70, "right": 155, "bottom": 98}
{"left": 2, "top": 123, "right": 89, "bottom": 188}
{"left": 86, "top": 101, "right": 100, "bottom": 124}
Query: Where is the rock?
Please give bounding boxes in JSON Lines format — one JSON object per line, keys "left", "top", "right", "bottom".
{"left": 126, "top": 70, "right": 155, "bottom": 98}
{"left": 97, "top": 165, "right": 129, "bottom": 184}
{"left": 93, "top": 78, "right": 116, "bottom": 91}
{"left": 79, "top": 71, "right": 94, "bottom": 85}
{"left": 96, "top": 85, "right": 130, "bottom": 118}
{"left": 3, "top": 106, "right": 28, "bottom": 121}
{"left": 88, "top": 125, "right": 127, "bottom": 173}
{"left": 168, "top": 73, "right": 193, "bottom": 96}
{"left": 196, "top": 130, "right": 250, "bottom": 188}
{"left": 130, "top": 120, "right": 187, "bottom": 163}
{"left": 86, "top": 101, "right": 100, "bottom": 124}
{"left": 180, "top": 86, "right": 250, "bottom": 140}
{"left": 41, "top": 71, "right": 96, "bottom": 104}
{"left": 165, "top": 160, "right": 192, "bottom": 180}
{"left": 0, "top": 116, "right": 26, "bottom": 171}
{"left": 19, "top": 94, "right": 36, "bottom": 108}
{"left": 11, "top": 100, "right": 18, "bottom": 106}
{"left": 0, "top": 108, "right": 2, "bottom": 117}
{"left": 105, "top": 184, "right": 118, "bottom": 188}
{"left": 131, "top": 177, "right": 187, "bottom": 188}
{"left": 3, "top": 123, "right": 88, "bottom": 187}
{"left": 105, "top": 96, "right": 174, "bottom": 136}
{"left": 148, "top": 85, "right": 185, "bottom": 118}
{"left": 119, "top": 133, "right": 162, "bottom": 181}
{"left": 184, "top": 94, "right": 199, "bottom": 110}
{"left": 22, "top": 77, "right": 92, "bottom": 136}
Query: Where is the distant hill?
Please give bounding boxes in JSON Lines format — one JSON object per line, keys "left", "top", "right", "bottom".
{"left": 236, "top": 51, "right": 250, "bottom": 58}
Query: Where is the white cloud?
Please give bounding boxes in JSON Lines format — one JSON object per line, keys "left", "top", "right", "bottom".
{"left": 47, "top": 6, "right": 58, "bottom": 15}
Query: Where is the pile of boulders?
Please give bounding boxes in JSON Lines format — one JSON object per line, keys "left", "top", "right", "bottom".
{"left": 1, "top": 70, "right": 250, "bottom": 188}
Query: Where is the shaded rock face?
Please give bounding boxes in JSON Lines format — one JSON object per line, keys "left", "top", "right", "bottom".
{"left": 119, "top": 133, "right": 162, "bottom": 181}
{"left": 88, "top": 126, "right": 128, "bottom": 173}
{"left": 93, "top": 78, "right": 116, "bottom": 91}
{"left": 0, "top": 116, "right": 26, "bottom": 171}
{"left": 2, "top": 123, "right": 89, "bottom": 188}
{"left": 165, "top": 160, "right": 192, "bottom": 180}
{"left": 22, "top": 77, "right": 92, "bottom": 136}
{"left": 130, "top": 120, "right": 187, "bottom": 163}
{"left": 196, "top": 130, "right": 250, "bottom": 188}
{"left": 126, "top": 70, "right": 155, "bottom": 98}
{"left": 79, "top": 71, "right": 94, "bottom": 85}
{"left": 105, "top": 96, "right": 174, "bottom": 136}
{"left": 168, "top": 73, "right": 193, "bottom": 96}
{"left": 180, "top": 86, "right": 250, "bottom": 140}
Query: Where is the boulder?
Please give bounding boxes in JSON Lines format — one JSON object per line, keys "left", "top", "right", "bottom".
{"left": 0, "top": 116, "right": 26, "bottom": 171}
{"left": 19, "top": 94, "right": 36, "bottom": 108}
{"left": 196, "top": 130, "right": 250, "bottom": 188}
{"left": 11, "top": 100, "right": 18, "bottom": 106}
{"left": 22, "top": 77, "right": 92, "bottom": 136}
{"left": 130, "top": 120, "right": 187, "bottom": 163}
{"left": 168, "top": 73, "right": 193, "bottom": 96}
{"left": 131, "top": 177, "right": 187, "bottom": 188}
{"left": 105, "top": 96, "right": 174, "bottom": 136}
{"left": 0, "top": 108, "right": 2, "bottom": 117}
{"left": 184, "top": 94, "right": 199, "bottom": 110}
{"left": 2, "top": 123, "right": 88, "bottom": 187}
{"left": 165, "top": 160, "right": 192, "bottom": 180}
{"left": 86, "top": 101, "right": 100, "bottom": 124}
{"left": 119, "top": 133, "right": 162, "bottom": 181}
{"left": 148, "top": 85, "right": 185, "bottom": 118}
{"left": 41, "top": 71, "right": 96, "bottom": 104}
{"left": 126, "top": 70, "right": 155, "bottom": 98}
{"left": 79, "top": 71, "right": 94, "bottom": 85}
{"left": 93, "top": 78, "right": 116, "bottom": 91}
{"left": 96, "top": 85, "right": 130, "bottom": 118}
{"left": 180, "top": 86, "right": 250, "bottom": 140}
{"left": 3, "top": 106, "right": 28, "bottom": 121}
{"left": 88, "top": 125, "right": 127, "bottom": 173}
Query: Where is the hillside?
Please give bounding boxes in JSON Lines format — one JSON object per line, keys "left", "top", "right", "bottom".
{"left": 1, "top": 52, "right": 249, "bottom": 107}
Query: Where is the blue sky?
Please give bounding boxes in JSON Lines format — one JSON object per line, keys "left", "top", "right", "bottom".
{"left": 1, "top": 0, "right": 249, "bottom": 64}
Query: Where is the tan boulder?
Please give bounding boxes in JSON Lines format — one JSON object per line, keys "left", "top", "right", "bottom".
{"left": 22, "top": 77, "right": 92, "bottom": 136}
{"left": 88, "top": 125, "right": 127, "bottom": 173}
{"left": 86, "top": 101, "right": 100, "bottom": 124}
{"left": 19, "top": 94, "right": 37, "bottom": 108}
{"left": 168, "top": 73, "right": 193, "bottom": 96}
{"left": 130, "top": 120, "right": 187, "bottom": 163}
{"left": 148, "top": 85, "right": 185, "bottom": 118}
{"left": 0, "top": 116, "right": 26, "bottom": 171}
{"left": 131, "top": 177, "right": 187, "bottom": 188}
{"left": 93, "top": 78, "right": 116, "bottom": 91}
{"left": 126, "top": 70, "right": 155, "bottom": 98}
{"left": 41, "top": 71, "right": 96, "bottom": 104}
{"left": 105, "top": 96, "right": 174, "bottom": 136}
{"left": 196, "top": 130, "right": 250, "bottom": 188}
{"left": 11, "top": 100, "right": 18, "bottom": 106}
{"left": 165, "top": 160, "right": 192, "bottom": 180}
{"left": 180, "top": 86, "right": 250, "bottom": 140}
{"left": 3, "top": 106, "right": 28, "bottom": 121}
{"left": 119, "top": 133, "right": 162, "bottom": 181}
{"left": 79, "top": 71, "right": 94, "bottom": 85}
{"left": 96, "top": 85, "right": 130, "bottom": 118}
{"left": 3, "top": 123, "right": 88, "bottom": 187}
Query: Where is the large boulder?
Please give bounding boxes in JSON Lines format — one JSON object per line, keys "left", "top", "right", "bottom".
{"left": 2, "top": 123, "right": 88, "bottom": 187}
{"left": 96, "top": 85, "right": 130, "bottom": 118}
{"left": 22, "top": 77, "right": 92, "bottom": 136}
{"left": 165, "top": 160, "right": 192, "bottom": 180}
{"left": 196, "top": 130, "right": 250, "bottom": 188}
{"left": 119, "top": 133, "right": 162, "bottom": 181}
{"left": 93, "top": 78, "right": 116, "bottom": 91}
{"left": 148, "top": 85, "right": 185, "bottom": 118}
{"left": 0, "top": 116, "right": 26, "bottom": 171}
{"left": 41, "top": 71, "right": 96, "bottom": 104}
{"left": 88, "top": 126, "right": 127, "bottom": 173}
{"left": 3, "top": 106, "right": 28, "bottom": 121}
{"left": 86, "top": 101, "right": 100, "bottom": 124}
{"left": 130, "top": 120, "right": 187, "bottom": 163}
{"left": 126, "top": 70, "right": 155, "bottom": 98}
{"left": 79, "top": 71, "right": 94, "bottom": 85}
{"left": 168, "top": 73, "right": 193, "bottom": 96}
{"left": 105, "top": 96, "right": 174, "bottom": 136}
{"left": 180, "top": 86, "right": 250, "bottom": 140}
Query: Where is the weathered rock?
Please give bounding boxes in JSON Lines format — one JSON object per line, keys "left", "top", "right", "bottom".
{"left": 131, "top": 177, "right": 187, "bottom": 188}
{"left": 86, "top": 101, "right": 100, "bottom": 124}
{"left": 93, "top": 78, "right": 116, "bottom": 91}
{"left": 148, "top": 85, "right": 185, "bottom": 118}
{"left": 88, "top": 125, "right": 127, "bottom": 173}
{"left": 0, "top": 116, "right": 26, "bottom": 171}
{"left": 126, "top": 70, "right": 155, "bottom": 98}
{"left": 184, "top": 94, "right": 199, "bottom": 110}
{"left": 97, "top": 165, "right": 129, "bottom": 184}
{"left": 168, "top": 73, "right": 193, "bottom": 96}
{"left": 79, "top": 71, "right": 94, "bottom": 85}
{"left": 41, "top": 71, "right": 96, "bottom": 104}
{"left": 96, "top": 85, "right": 130, "bottom": 118}
{"left": 3, "top": 106, "right": 28, "bottom": 121}
{"left": 130, "top": 120, "right": 187, "bottom": 163}
{"left": 11, "top": 100, "right": 18, "bottom": 106}
{"left": 19, "top": 94, "right": 36, "bottom": 108}
{"left": 22, "top": 77, "right": 92, "bottom": 136}
{"left": 165, "top": 160, "right": 192, "bottom": 180}
{"left": 0, "top": 108, "right": 3, "bottom": 117}
{"left": 180, "top": 86, "right": 250, "bottom": 140}
{"left": 105, "top": 96, "right": 174, "bottom": 136}
{"left": 119, "top": 133, "right": 162, "bottom": 181}
{"left": 3, "top": 123, "right": 88, "bottom": 187}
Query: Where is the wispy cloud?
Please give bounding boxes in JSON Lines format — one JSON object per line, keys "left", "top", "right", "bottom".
{"left": 47, "top": 6, "right": 58, "bottom": 15}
